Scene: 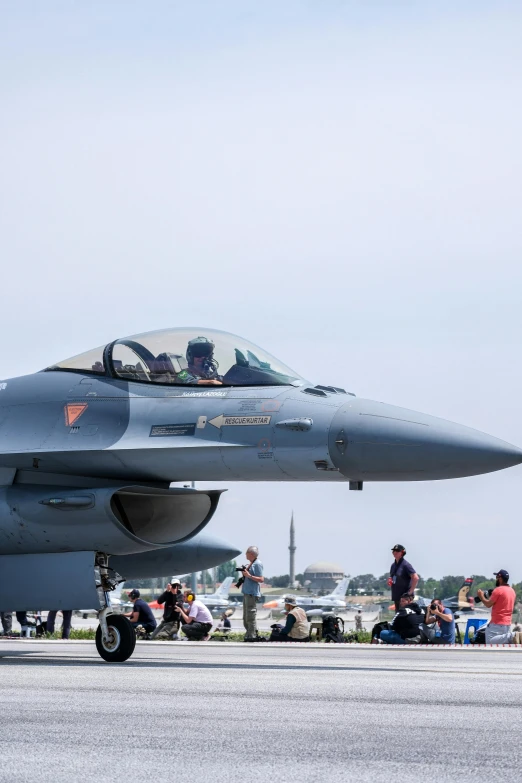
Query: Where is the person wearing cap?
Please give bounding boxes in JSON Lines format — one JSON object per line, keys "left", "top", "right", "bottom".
{"left": 150, "top": 579, "right": 184, "bottom": 641}
{"left": 424, "top": 598, "right": 455, "bottom": 644}
{"left": 124, "top": 589, "right": 157, "bottom": 638}
{"left": 175, "top": 590, "right": 213, "bottom": 641}
{"left": 478, "top": 570, "right": 516, "bottom": 645}
{"left": 271, "top": 596, "right": 310, "bottom": 642}
{"left": 388, "top": 545, "right": 419, "bottom": 611}
{"left": 380, "top": 592, "right": 424, "bottom": 644}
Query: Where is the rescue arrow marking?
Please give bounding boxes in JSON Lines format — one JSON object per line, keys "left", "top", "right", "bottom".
{"left": 208, "top": 414, "right": 272, "bottom": 429}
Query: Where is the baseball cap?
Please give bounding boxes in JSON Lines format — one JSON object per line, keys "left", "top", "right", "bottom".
{"left": 170, "top": 578, "right": 181, "bottom": 586}
{"left": 128, "top": 589, "right": 140, "bottom": 599}
{"left": 494, "top": 569, "right": 509, "bottom": 581}
{"left": 391, "top": 544, "right": 405, "bottom": 552}
{"left": 284, "top": 595, "right": 298, "bottom": 606}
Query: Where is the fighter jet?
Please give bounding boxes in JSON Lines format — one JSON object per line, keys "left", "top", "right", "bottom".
{"left": 264, "top": 577, "right": 350, "bottom": 616}
{"left": 0, "top": 326, "right": 520, "bottom": 662}
{"left": 199, "top": 576, "right": 235, "bottom": 610}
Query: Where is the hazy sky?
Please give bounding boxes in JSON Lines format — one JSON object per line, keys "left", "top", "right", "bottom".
{"left": 2, "top": 2, "right": 522, "bottom": 580}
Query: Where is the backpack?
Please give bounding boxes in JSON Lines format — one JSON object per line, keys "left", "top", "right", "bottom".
{"left": 322, "top": 615, "right": 345, "bottom": 643}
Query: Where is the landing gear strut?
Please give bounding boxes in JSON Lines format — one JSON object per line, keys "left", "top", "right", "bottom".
{"left": 95, "top": 552, "right": 135, "bottom": 663}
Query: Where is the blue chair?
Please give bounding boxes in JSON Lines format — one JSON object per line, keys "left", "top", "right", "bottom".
{"left": 463, "top": 618, "right": 487, "bottom": 645}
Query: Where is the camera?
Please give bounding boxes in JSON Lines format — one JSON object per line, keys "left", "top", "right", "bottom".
{"left": 475, "top": 589, "right": 494, "bottom": 603}
{"left": 430, "top": 602, "right": 438, "bottom": 611}
{"left": 235, "top": 565, "right": 248, "bottom": 589}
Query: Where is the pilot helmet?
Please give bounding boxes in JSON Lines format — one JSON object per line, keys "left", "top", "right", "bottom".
{"left": 186, "top": 336, "right": 215, "bottom": 364}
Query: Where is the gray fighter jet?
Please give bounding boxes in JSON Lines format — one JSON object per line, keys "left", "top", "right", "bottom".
{"left": 0, "top": 327, "right": 520, "bottom": 662}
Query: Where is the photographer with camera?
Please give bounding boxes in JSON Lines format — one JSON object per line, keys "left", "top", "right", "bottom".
{"left": 175, "top": 589, "right": 213, "bottom": 640}
{"left": 238, "top": 546, "right": 264, "bottom": 642}
{"left": 478, "top": 570, "right": 516, "bottom": 645}
{"left": 425, "top": 598, "right": 455, "bottom": 644}
{"left": 379, "top": 592, "right": 424, "bottom": 644}
{"left": 150, "top": 578, "right": 184, "bottom": 640}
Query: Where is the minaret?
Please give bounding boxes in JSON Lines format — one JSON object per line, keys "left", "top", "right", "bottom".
{"left": 289, "top": 511, "right": 296, "bottom": 586}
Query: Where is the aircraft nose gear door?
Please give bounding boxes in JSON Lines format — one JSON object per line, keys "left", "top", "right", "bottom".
{"left": 95, "top": 552, "right": 136, "bottom": 663}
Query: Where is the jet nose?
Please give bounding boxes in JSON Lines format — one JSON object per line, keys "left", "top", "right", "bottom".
{"left": 329, "top": 399, "right": 522, "bottom": 481}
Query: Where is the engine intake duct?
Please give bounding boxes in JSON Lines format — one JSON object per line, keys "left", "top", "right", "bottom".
{"left": 0, "top": 484, "right": 224, "bottom": 556}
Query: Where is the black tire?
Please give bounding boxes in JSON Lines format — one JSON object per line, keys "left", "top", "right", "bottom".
{"left": 95, "top": 615, "right": 136, "bottom": 662}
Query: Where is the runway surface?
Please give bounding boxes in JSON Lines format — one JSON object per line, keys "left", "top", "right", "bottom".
{"left": 1, "top": 640, "right": 521, "bottom": 783}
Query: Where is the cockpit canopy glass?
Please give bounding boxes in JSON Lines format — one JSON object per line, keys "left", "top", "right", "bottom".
{"left": 46, "top": 328, "right": 303, "bottom": 388}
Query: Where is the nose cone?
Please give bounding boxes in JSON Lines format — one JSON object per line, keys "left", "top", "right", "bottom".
{"left": 111, "top": 534, "right": 241, "bottom": 580}
{"left": 329, "top": 399, "right": 522, "bottom": 481}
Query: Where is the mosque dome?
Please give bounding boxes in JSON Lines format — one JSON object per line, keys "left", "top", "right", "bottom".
{"left": 303, "top": 561, "right": 344, "bottom": 591}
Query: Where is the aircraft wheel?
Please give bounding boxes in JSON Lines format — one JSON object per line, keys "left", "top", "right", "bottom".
{"left": 95, "top": 615, "right": 136, "bottom": 662}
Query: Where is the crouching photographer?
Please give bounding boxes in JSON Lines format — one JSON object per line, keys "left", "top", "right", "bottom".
{"left": 175, "top": 590, "right": 213, "bottom": 641}
{"left": 425, "top": 598, "right": 455, "bottom": 644}
{"left": 150, "top": 579, "right": 184, "bottom": 640}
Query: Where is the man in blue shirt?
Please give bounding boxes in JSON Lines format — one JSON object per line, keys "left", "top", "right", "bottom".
{"left": 425, "top": 598, "right": 455, "bottom": 644}
{"left": 241, "top": 546, "right": 264, "bottom": 641}
{"left": 388, "top": 544, "right": 419, "bottom": 610}
{"left": 124, "top": 589, "right": 157, "bottom": 638}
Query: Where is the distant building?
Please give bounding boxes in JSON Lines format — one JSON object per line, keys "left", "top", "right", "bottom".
{"left": 304, "top": 561, "right": 344, "bottom": 592}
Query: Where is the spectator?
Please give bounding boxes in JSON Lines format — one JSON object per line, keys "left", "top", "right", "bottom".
{"left": 270, "top": 596, "right": 309, "bottom": 642}
{"left": 425, "top": 598, "right": 455, "bottom": 644}
{"left": 355, "top": 610, "right": 363, "bottom": 632}
{"left": 175, "top": 590, "right": 213, "bottom": 641}
{"left": 216, "top": 611, "right": 232, "bottom": 635}
{"left": 0, "top": 612, "right": 12, "bottom": 636}
{"left": 124, "top": 589, "right": 157, "bottom": 638}
{"left": 16, "top": 611, "right": 31, "bottom": 638}
{"left": 241, "top": 546, "right": 264, "bottom": 642}
{"left": 388, "top": 545, "right": 419, "bottom": 611}
{"left": 478, "top": 570, "right": 516, "bottom": 645}
{"left": 150, "top": 579, "right": 184, "bottom": 640}
{"left": 46, "top": 610, "right": 73, "bottom": 639}
{"left": 380, "top": 592, "right": 424, "bottom": 644}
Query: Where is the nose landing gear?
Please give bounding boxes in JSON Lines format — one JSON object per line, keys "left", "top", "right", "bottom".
{"left": 95, "top": 552, "right": 135, "bottom": 663}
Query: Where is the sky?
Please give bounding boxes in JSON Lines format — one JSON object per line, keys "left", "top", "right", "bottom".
{"left": 1, "top": 1, "right": 522, "bottom": 580}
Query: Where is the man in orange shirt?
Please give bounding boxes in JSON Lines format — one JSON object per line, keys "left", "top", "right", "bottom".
{"left": 478, "top": 570, "right": 516, "bottom": 645}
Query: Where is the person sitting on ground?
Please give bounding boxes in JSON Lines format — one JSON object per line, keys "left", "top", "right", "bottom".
{"left": 150, "top": 579, "right": 184, "bottom": 640}
{"left": 124, "top": 589, "right": 157, "bottom": 638}
{"left": 271, "top": 596, "right": 310, "bottom": 642}
{"left": 424, "top": 598, "right": 455, "bottom": 644}
{"left": 175, "top": 590, "right": 213, "bottom": 641}
{"left": 379, "top": 592, "right": 424, "bottom": 644}
{"left": 216, "top": 611, "right": 232, "bottom": 635}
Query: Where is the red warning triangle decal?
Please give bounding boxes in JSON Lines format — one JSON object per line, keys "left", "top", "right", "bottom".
{"left": 64, "top": 403, "right": 88, "bottom": 427}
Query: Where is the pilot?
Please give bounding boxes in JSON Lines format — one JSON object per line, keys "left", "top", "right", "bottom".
{"left": 176, "top": 337, "right": 223, "bottom": 386}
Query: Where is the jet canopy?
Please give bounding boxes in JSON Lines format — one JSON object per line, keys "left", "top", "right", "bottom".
{"left": 46, "top": 327, "right": 303, "bottom": 388}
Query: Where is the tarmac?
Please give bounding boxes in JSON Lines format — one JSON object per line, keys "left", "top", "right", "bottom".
{"left": 1, "top": 639, "right": 522, "bottom": 782}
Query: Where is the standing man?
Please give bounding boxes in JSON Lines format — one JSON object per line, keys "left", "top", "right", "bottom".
{"left": 478, "top": 569, "right": 516, "bottom": 645}
{"left": 0, "top": 612, "right": 12, "bottom": 636}
{"left": 241, "top": 546, "right": 264, "bottom": 642}
{"left": 388, "top": 545, "right": 419, "bottom": 611}
{"left": 46, "top": 610, "right": 73, "bottom": 639}
{"left": 150, "top": 579, "right": 184, "bottom": 640}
